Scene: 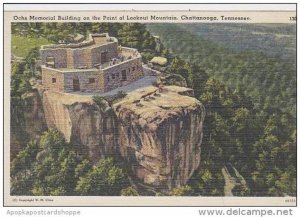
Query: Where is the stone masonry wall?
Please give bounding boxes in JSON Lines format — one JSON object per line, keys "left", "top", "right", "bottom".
{"left": 41, "top": 49, "right": 68, "bottom": 68}
{"left": 41, "top": 43, "right": 118, "bottom": 70}
{"left": 118, "top": 47, "right": 138, "bottom": 59}
{"left": 103, "top": 57, "right": 144, "bottom": 92}
{"left": 93, "top": 36, "right": 109, "bottom": 45}
{"left": 63, "top": 70, "right": 105, "bottom": 93}
{"left": 42, "top": 67, "right": 65, "bottom": 92}
{"left": 66, "top": 49, "right": 74, "bottom": 68}
{"left": 90, "top": 42, "right": 118, "bottom": 67}
{"left": 73, "top": 49, "right": 92, "bottom": 69}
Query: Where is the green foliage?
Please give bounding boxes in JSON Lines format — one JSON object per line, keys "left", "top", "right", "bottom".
{"left": 116, "top": 90, "right": 127, "bottom": 99}
{"left": 148, "top": 24, "right": 296, "bottom": 119}
{"left": 10, "top": 170, "right": 34, "bottom": 196}
{"left": 187, "top": 77, "right": 295, "bottom": 196}
{"left": 75, "top": 159, "right": 92, "bottom": 178}
{"left": 121, "top": 186, "right": 139, "bottom": 196}
{"left": 141, "top": 51, "right": 155, "bottom": 62}
{"left": 92, "top": 96, "right": 108, "bottom": 110}
{"left": 30, "top": 129, "right": 78, "bottom": 195}
{"left": 167, "top": 57, "right": 193, "bottom": 87}
{"left": 149, "top": 24, "right": 296, "bottom": 197}
{"left": 118, "top": 23, "right": 155, "bottom": 51}
{"left": 11, "top": 22, "right": 296, "bottom": 197}
{"left": 91, "top": 23, "right": 121, "bottom": 36}
{"left": 191, "top": 65, "right": 209, "bottom": 98}
{"left": 163, "top": 73, "right": 187, "bottom": 87}
{"left": 10, "top": 60, "right": 34, "bottom": 147}
{"left": 232, "top": 183, "right": 250, "bottom": 196}
{"left": 75, "top": 158, "right": 128, "bottom": 196}
{"left": 250, "top": 119, "right": 296, "bottom": 196}
{"left": 11, "top": 140, "right": 39, "bottom": 177}
{"left": 111, "top": 91, "right": 127, "bottom": 104}
{"left": 10, "top": 129, "right": 129, "bottom": 196}
{"left": 169, "top": 185, "right": 193, "bottom": 196}
{"left": 12, "top": 35, "right": 49, "bottom": 58}
{"left": 11, "top": 62, "right": 32, "bottom": 98}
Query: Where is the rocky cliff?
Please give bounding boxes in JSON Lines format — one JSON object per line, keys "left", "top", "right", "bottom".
{"left": 113, "top": 86, "right": 205, "bottom": 189}
{"left": 42, "top": 91, "right": 117, "bottom": 162}
{"left": 10, "top": 88, "right": 47, "bottom": 158}
{"left": 12, "top": 84, "right": 205, "bottom": 190}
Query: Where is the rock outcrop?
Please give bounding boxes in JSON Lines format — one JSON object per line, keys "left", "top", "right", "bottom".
{"left": 42, "top": 91, "right": 117, "bottom": 162}
{"left": 113, "top": 86, "right": 205, "bottom": 190}
{"left": 13, "top": 84, "right": 205, "bottom": 190}
{"left": 10, "top": 89, "right": 47, "bottom": 158}
{"left": 42, "top": 85, "right": 205, "bottom": 190}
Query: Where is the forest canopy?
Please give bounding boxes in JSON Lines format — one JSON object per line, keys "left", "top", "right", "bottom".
{"left": 10, "top": 22, "right": 296, "bottom": 197}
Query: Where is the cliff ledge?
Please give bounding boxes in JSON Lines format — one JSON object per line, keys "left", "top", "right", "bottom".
{"left": 19, "top": 84, "right": 205, "bottom": 190}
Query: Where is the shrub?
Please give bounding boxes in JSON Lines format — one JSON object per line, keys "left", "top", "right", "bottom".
{"left": 92, "top": 96, "right": 108, "bottom": 110}
{"left": 121, "top": 186, "right": 139, "bottom": 196}
{"left": 169, "top": 185, "right": 193, "bottom": 196}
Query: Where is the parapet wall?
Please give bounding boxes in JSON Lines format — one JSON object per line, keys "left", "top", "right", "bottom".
{"left": 63, "top": 70, "right": 105, "bottom": 93}
{"left": 41, "top": 49, "right": 68, "bottom": 68}
{"left": 103, "top": 57, "right": 144, "bottom": 92}
{"left": 118, "top": 46, "right": 140, "bottom": 58}
{"left": 41, "top": 42, "right": 118, "bottom": 69}
{"left": 42, "top": 67, "right": 65, "bottom": 92}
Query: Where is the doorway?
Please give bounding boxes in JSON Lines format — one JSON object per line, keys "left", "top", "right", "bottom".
{"left": 73, "top": 79, "right": 80, "bottom": 91}
{"left": 101, "top": 51, "right": 108, "bottom": 64}
{"left": 121, "top": 70, "right": 127, "bottom": 81}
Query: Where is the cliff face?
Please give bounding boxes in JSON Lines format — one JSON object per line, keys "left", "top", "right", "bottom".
{"left": 42, "top": 91, "right": 117, "bottom": 162}
{"left": 14, "top": 84, "right": 205, "bottom": 190}
{"left": 10, "top": 89, "right": 47, "bottom": 158}
{"left": 113, "top": 86, "right": 205, "bottom": 189}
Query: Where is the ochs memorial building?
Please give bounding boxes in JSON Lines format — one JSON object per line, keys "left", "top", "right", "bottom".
{"left": 41, "top": 33, "right": 144, "bottom": 93}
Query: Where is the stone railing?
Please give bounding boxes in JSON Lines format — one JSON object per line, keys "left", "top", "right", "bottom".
{"left": 41, "top": 33, "right": 117, "bottom": 49}
{"left": 118, "top": 46, "right": 141, "bottom": 58}
{"left": 41, "top": 40, "right": 94, "bottom": 49}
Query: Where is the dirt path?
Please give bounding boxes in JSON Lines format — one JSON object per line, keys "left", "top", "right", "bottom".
{"left": 222, "top": 165, "right": 248, "bottom": 196}
{"left": 222, "top": 166, "right": 236, "bottom": 196}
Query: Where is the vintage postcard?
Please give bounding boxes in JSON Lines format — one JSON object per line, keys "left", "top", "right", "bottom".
{"left": 3, "top": 3, "right": 297, "bottom": 206}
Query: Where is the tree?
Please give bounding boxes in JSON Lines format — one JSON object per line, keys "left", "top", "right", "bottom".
{"left": 10, "top": 129, "right": 131, "bottom": 196}
{"left": 169, "top": 185, "right": 193, "bottom": 196}
{"left": 11, "top": 140, "right": 39, "bottom": 176}
{"left": 191, "top": 64, "right": 209, "bottom": 98}
{"left": 10, "top": 140, "right": 40, "bottom": 195}
{"left": 31, "top": 129, "right": 77, "bottom": 195}
{"left": 167, "top": 57, "right": 193, "bottom": 87}
{"left": 11, "top": 129, "right": 82, "bottom": 196}
{"left": 75, "top": 158, "right": 128, "bottom": 196}
{"left": 75, "top": 159, "right": 92, "bottom": 178}
{"left": 121, "top": 186, "right": 139, "bottom": 196}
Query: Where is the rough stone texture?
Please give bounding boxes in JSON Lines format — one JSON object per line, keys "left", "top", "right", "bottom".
{"left": 118, "top": 47, "right": 139, "bottom": 59}
{"left": 41, "top": 48, "right": 68, "bottom": 68}
{"left": 64, "top": 70, "right": 105, "bottom": 93}
{"left": 90, "top": 43, "right": 118, "bottom": 67}
{"left": 41, "top": 34, "right": 143, "bottom": 93}
{"left": 41, "top": 43, "right": 118, "bottom": 70}
{"left": 42, "top": 91, "right": 117, "bottom": 162}
{"left": 41, "top": 67, "right": 65, "bottom": 92}
{"left": 66, "top": 49, "right": 74, "bottom": 69}
{"left": 103, "top": 57, "right": 144, "bottom": 92}
{"left": 10, "top": 88, "right": 47, "bottom": 159}
{"left": 73, "top": 48, "right": 92, "bottom": 69}
{"left": 113, "top": 86, "right": 205, "bottom": 190}
{"left": 93, "top": 35, "right": 109, "bottom": 45}
{"left": 41, "top": 85, "right": 205, "bottom": 190}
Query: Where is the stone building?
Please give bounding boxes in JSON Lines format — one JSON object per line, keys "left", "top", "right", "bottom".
{"left": 41, "top": 33, "right": 144, "bottom": 93}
